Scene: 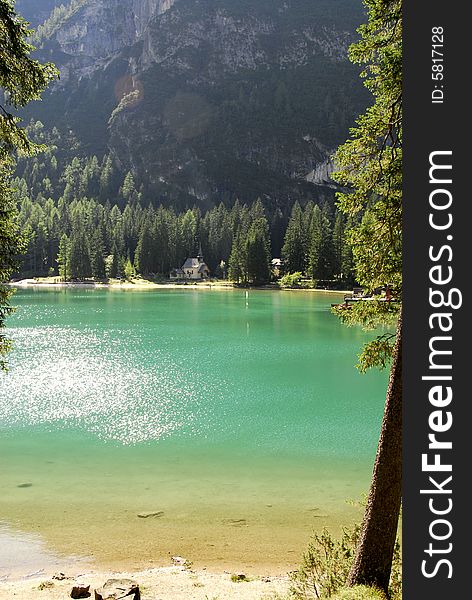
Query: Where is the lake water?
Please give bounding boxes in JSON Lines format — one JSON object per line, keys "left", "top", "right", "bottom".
{"left": 0, "top": 287, "right": 388, "bottom": 575}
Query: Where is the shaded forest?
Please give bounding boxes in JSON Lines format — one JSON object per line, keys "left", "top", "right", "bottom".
{"left": 15, "top": 122, "right": 356, "bottom": 285}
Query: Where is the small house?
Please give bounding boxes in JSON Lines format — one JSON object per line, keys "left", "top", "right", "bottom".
{"left": 170, "top": 249, "right": 210, "bottom": 280}
{"left": 271, "top": 258, "right": 283, "bottom": 277}
{"left": 169, "top": 268, "right": 184, "bottom": 280}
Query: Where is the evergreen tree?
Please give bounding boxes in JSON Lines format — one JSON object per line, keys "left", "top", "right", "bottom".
{"left": 340, "top": 217, "right": 356, "bottom": 285}
{"left": 0, "top": 0, "right": 57, "bottom": 369}
{"left": 99, "top": 155, "right": 113, "bottom": 198}
{"left": 250, "top": 197, "right": 266, "bottom": 221}
{"left": 62, "top": 157, "right": 85, "bottom": 202}
{"left": 228, "top": 232, "right": 247, "bottom": 284}
{"left": 332, "top": 0, "right": 402, "bottom": 593}
{"left": 154, "top": 208, "right": 172, "bottom": 274}
{"left": 246, "top": 218, "right": 271, "bottom": 285}
{"left": 332, "top": 211, "right": 345, "bottom": 279}
{"left": 69, "top": 227, "right": 91, "bottom": 279}
{"left": 57, "top": 233, "right": 71, "bottom": 281}
{"left": 281, "top": 201, "right": 307, "bottom": 274}
{"left": 134, "top": 220, "right": 155, "bottom": 274}
{"left": 124, "top": 257, "right": 136, "bottom": 281}
{"left": 90, "top": 229, "right": 106, "bottom": 279}
{"left": 107, "top": 245, "right": 120, "bottom": 279}
{"left": 34, "top": 221, "right": 49, "bottom": 274}
{"left": 308, "top": 204, "right": 334, "bottom": 281}
{"left": 120, "top": 171, "right": 139, "bottom": 204}
{"left": 179, "top": 209, "right": 198, "bottom": 258}
{"left": 270, "top": 207, "right": 286, "bottom": 258}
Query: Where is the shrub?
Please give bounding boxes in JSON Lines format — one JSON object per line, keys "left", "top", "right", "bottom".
{"left": 279, "top": 272, "right": 316, "bottom": 289}
{"left": 288, "top": 525, "right": 401, "bottom": 600}
{"left": 289, "top": 526, "right": 360, "bottom": 599}
{"left": 329, "top": 586, "right": 387, "bottom": 600}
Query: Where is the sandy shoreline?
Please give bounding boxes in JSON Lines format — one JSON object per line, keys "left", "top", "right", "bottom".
{"left": 0, "top": 564, "right": 290, "bottom": 599}
{"left": 8, "top": 278, "right": 349, "bottom": 294}
{"left": 1, "top": 277, "right": 350, "bottom": 599}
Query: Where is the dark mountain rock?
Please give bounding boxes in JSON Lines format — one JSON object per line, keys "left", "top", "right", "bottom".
{"left": 16, "top": 0, "right": 64, "bottom": 28}
{"left": 21, "top": 0, "right": 368, "bottom": 209}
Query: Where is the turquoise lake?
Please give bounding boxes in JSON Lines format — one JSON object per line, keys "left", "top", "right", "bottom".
{"left": 0, "top": 287, "right": 388, "bottom": 574}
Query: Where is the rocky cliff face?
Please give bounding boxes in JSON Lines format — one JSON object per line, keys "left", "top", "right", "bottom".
{"left": 29, "top": 0, "right": 368, "bottom": 208}
{"left": 16, "top": 0, "right": 63, "bottom": 27}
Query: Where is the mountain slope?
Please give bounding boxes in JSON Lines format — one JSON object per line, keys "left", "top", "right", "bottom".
{"left": 15, "top": 0, "right": 64, "bottom": 27}
{"left": 24, "top": 0, "right": 369, "bottom": 209}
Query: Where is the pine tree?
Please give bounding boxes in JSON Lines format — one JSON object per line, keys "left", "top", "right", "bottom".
{"left": 332, "top": 211, "right": 345, "bottom": 279}
{"left": 228, "top": 232, "right": 247, "bottom": 284}
{"left": 108, "top": 245, "right": 120, "bottom": 279}
{"left": 340, "top": 217, "right": 356, "bottom": 286}
{"left": 62, "top": 157, "right": 85, "bottom": 202}
{"left": 180, "top": 209, "right": 198, "bottom": 258}
{"left": 124, "top": 257, "right": 136, "bottom": 281}
{"left": 308, "top": 204, "right": 334, "bottom": 282}
{"left": 120, "top": 171, "right": 139, "bottom": 204}
{"left": 281, "top": 201, "right": 307, "bottom": 274}
{"left": 90, "top": 229, "right": 106, "bottom": 279}
{"left": 246, "top": 218, "right": 271, "bottom": 285}
{"left": 0, "top": 0, "right": 57, "bottom": 369}
{"left": 134, "top": 220, "right": 155, "bottom": 274}
{"left": 57, "top": 233, "right": 71, "bottom": 281}
{"left": 34, "top": 221, "right": 49, "bottom": 274}
{"left": 332, "top": 0, "right": 402, "bottom": 593}
{"left": 69, "top": 227, "right": 92, "bottom": 279}
{"left": 99, "top": 155, "right": 113, "bottom": 198}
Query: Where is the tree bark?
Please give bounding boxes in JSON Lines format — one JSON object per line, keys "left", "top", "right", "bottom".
{"left": 347, "top": 310, "right": 402, "bottom": 595}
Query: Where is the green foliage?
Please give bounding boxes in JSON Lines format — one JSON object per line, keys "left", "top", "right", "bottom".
{"left": 227, "top": 202, "right": 271, "bottom": 285}
{"left": 328, "top": 586, "right": 387, "bottom": 600}
{"left": 356, "top": 335, "right": 396, "bottom": 374}
{"left": 13, "top": 125, "right": 360, "bottom": 287}
{"left": 308, "top": 204, "right": 335, "bottom": 281}
{"left": 290, "top": 526, "right": 360, "bottom": 599}
{"left": 279, "top": 272, "right": 315, "bottom": 289}
{"left": 331, "top": 0, "right": 402, "bottom": 370}
{"left": 134, "top": 220, "right": 153, "bottom": 274}
{"left": 230, "top": 573, "right": 249, "bottom": 583}
{"left": 14, "top": 171, "right": 357, "bottom": 286}
{"left": 289, "top": 526, "right": 401, "bottom": 600}
{"left": 124, "top": 257, "right": 136, "bottom": 281}
{"left": 90, "top": 229, "right": 106, "bottom": 279}
{"left": 37, "top": 580, "right": 55, "bottom": 591}
{"left": 34, "top": 0, "right": 88, "bottom": 43}
{"left": 0, "top": 0, "right": 57, "bottom": 369}
{"left": 56, "top": 232, "right": 70, "bottom": 281}
{"left": 282, "top": 202, "right": 308, "bottom": 274}
{"left": 332, "top": 299, "right": 398, "bottom": 372}
{"left": 228, "top": 232, "right": 246, "bottom": 284}
{"left": 0, "top": 2, "right": 57, "bottom": 156}
{"left": 69, "top": 226, "right": 91, "bottom": 279}
{"left": 15, "top": 1, "right": 63, "bottom": 28}
{"left": 245, "top": 217, "right": 271, "bottom": 285}
{"left": 19, "top": 0, "right": 370, "bottom": 209}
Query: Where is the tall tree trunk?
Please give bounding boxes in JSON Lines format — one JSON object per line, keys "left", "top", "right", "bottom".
{"left": 347, "top": 310, "right": 402, "bottom": 595}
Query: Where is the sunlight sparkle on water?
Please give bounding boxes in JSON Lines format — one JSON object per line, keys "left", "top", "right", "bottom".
{"left": 0, "top": 325, "right": 224, "bottom": 444}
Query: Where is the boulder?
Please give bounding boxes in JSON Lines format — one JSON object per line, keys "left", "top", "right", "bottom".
{"left": 70, "top": 584, "right": 91, "bottom": 598}
{"left": 94, "top": 579, "right": 140, "bottom": 600}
